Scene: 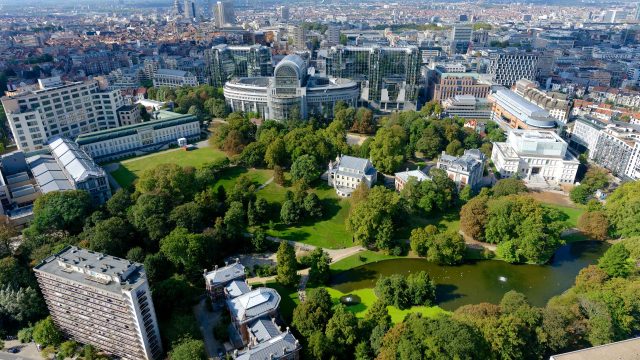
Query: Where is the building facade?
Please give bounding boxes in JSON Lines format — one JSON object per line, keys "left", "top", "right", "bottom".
{"left": 515, "top": 79, "right": 570, "bottom": 124}
{"left": 442, "top": 95, "right": 492, "bottom": 120}
{"left": 205, "top": 44, "right": 273, "bottom": 88}
{"left": 431, "top": 72, "right": 491, "bottom": 102}
{"left": 34, "top": 246, "right": 163, "bottom": 360}
{"left": 591, "top": 124, "right": 640, "bottom": 180}
{"left": 152, "top": 69, "right": 198, "bottom": 88}
{"left": 0, "top": 137, "right": 110, "bottom": 227}
{"left": 117, "top": 105, "right": 142, "bottom": 126}
{"left": 1, "top": 77, "right": 124, "bottom": 152}
{"left": 488, "top": 50, "right": 539, "bottom": 87}
{"left": 436, "top": 149, "right": 485, "bottom": 190}
{"left": 223, "top": 54, "right": 359, "bottom": 120}
{"left": 569, "top": 116, "right": 606, "bottom": 158}
{"left": 491, "top": 130, "right": 579, "bottom": 184}
{"left": 203, "top": 263, "right": 301, "bottom": 360}
{"left": 393, "top": 169, "right": 429, "bottom": 192}
{"left": 489, "top": 87, "right": 557, "bottom": 130}
{"left": 76, "top": 110, "right": 201, "bottom": 162}
{"left": 328, "top": 155, "right": 377, "bottom": 197}
{"left": 321, "top": 45, "right": 422, "bottom": 110}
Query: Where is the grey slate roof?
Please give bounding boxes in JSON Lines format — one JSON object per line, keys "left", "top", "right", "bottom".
{"left": 227, "top": 288, "right": 280, "bottom": 324}
{"left": 248, "top": 318, "right": 281, "bottom": 343}
{"left": 226, "top": 280, "right": 251, "bottom": 298}
{"left": 394, "top": 169, "right": 430, "bottom": 183}
{"left": 205, "top": 262, "right": 246, "bottom": 286}
{"left": 235, "top": 331, "right": 300, "bottom": 360}
{"left": 338, "top": 155, "right": 369, "bottom": 172}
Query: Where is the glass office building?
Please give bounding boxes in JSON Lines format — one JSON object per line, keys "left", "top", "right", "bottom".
{"left": 205, "top": 44, "right": 273, "bottom": 87}
{"left": 322, "top": 45, "right": 421, "bottom": 110}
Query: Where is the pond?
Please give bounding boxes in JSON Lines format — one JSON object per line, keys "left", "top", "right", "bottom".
{"left": 330, "top": 241, "right": 608, "bottom": 310}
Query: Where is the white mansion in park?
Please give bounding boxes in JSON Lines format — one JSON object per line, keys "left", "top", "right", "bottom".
{"left": 491, "top": 129, "right": 579, "bottom": 185}
{"left": 328, "top": 155, "right": 377, "bottom": 197}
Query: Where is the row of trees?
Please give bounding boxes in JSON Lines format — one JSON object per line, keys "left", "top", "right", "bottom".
{"left": 374, "top": 271, "right": 436, "bottom": 309}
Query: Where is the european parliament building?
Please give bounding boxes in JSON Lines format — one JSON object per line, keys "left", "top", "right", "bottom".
{"left": 319, "top": 45, "right": 422, "bottom": 111}
{"left": 223, "top": 54, "right": 359, "bottom": 121}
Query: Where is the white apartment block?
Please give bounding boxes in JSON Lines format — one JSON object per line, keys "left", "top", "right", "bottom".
{"left": 34, "top": 246, "right": 163, "bottom": 360}
{"left": 492, "top": 130, "right": 579, "bottom": 184}
{"left": 76, "top": 110, "right": 201, "bottom": 162}
{"left": 328, "top": 155, "right": 377, "bottom": 197}
{"left": 152, "top": 69, "right": 198, "bottom": 88}
{"left": 1, "top": 77, "right": 124, "bottom": 152}
{"left": 569, "top": 116, "right": 606, "bottom": 159}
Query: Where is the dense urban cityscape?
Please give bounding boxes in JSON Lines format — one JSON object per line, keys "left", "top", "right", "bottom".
{"left": 0, "top": 0, "right": 640, "bottom": 359}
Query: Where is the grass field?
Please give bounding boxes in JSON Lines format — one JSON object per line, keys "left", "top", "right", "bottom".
{"left": 258, "top": 182, "right": 354, "bottom": 249}
{"left": 215, "top": 167, "right": 273, "bottom": 192}
{"left": 110, "top": 146, "right": 228, "bottom": 188}
{"left": 543, "top": 203, "right": 585, "bottom": 228}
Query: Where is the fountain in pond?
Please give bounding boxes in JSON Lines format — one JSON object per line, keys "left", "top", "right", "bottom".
{"left": 498, "top": 276, "right": 507, "bottom": 282}
{"left": 339, "top": 294, "right": 361, "bottom": 306}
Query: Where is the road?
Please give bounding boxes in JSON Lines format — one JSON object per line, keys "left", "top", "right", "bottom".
{"left": 193, "top": 296, "right": 223, "bottom": 360}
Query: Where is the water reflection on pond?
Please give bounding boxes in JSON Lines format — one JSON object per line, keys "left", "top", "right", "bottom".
{"left": 330, "top": 241, "right": 608, "bottom": 310}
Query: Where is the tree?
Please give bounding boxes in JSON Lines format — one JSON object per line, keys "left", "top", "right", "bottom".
{"left": 276, "top": 241, "right": 299, "bottom": 287}
{"left": 136, "top": 163, "right": 197, "bottom": 205}
{"left": 126, "top": 247, "right": 145, "bottom": 263}
{"left": 280, "top": 199, "right": 301, "bottom": 225}
{"left": 106, "top": 189, "right": 133, "bottom": 216}
{"left": 416, "top": 126, "right": 445, "bottom": 159}
{"left": 352, "top": 108, "right": 374, "bottom": 134}
{"left": 484, "top": 195, "right": 566, "bottom": 264}
{"left": 32, "top": 316, "right": 63, "bottom": 347}
{"left": 292, "top": 288, "right": 333, "bottom": 337}
{"left": 0, "top": 256, "right": 32, "bottom": 289}
{"left": 222, "top": 130, "right": 245, "bottom": 155}
{"left": 307, "top": 248, "right": 331, "bottom": 285}
{"left": 445, "top": 139, "right": 464, "bottom": 156}
{"left": 306, "top": 331, "right": 331, "bottom": 360}
{"left": 265, "top": 138, "right": 288, "bottom": 168}
{"left": 303, "top": 192, "right": 322, "bottom": 218}
{"left": 459, "top": 195, "right": 489, "bottom": 241}
{"left": 144, "top": 253, "right": 175, "bottom": 285}
{"left": 128, "top": 193, "right": 172, "bottom": 242}
{"left": 59, "top": 341, "right": 79, "bottom": 358}
{"left": 204, "top": 97, "right": 228, "bottom": 118}
{"left": 325, "top": 305, "right": 359, "bottom": 353}
{"left": 570, "top": 184, "right": 593, "bottom": 205}
{"left": 347, "top": 186, "right": 400, "bottom": 250}
{"left": 26, "top": 190, "right": 92, "bottom": 236}
{"left": 85, "top": 217, "right": 134, "bottom": 257}
{"left": 598, "top": 243, "right": 632, "bottom": 278}
{"left": 577, "top": 211, "right": 609, "bottom": 240}
{"left": 160, "top": 227, "right": 213, "bottom": 274}
{"left": 240, "top": 142, "right": 266, "bottom": 168}
{"left": 253, "top": 198, "right": 269, "bottom": 222}
{"left": 0, "top": 285, "right": 45, "bottom": 325}
{"left": 169, "top": 337, "right": 207, "bottom": 360}
{"left": 410, "top": 227, "right": 466, "bottom": 265}
{"left": 605, "top": 181, "right": 640, "bottom": 237}
{"left": 170, "top": 202, "right": 206, "bottom": 233}
{"left": 0, "top": 223, "right": 16, "bottom": 258}
{"left": 492, "top": 178, "right": 528, "bottom": 197}
{"left": 224, "top": 201, "right": 245, "bottom": 240}
{"left": 273, "top": 165, "right": 285, "bottom": 186}
{"left": 369, "top": 125, "right": 407, "bottom": 174}
{"left": 251, "top": 229, "right": 267, "bottom": 252}
{"left": 375, "top": 272, "right": 435, "bottom": 309}
{"left": 290, "top": 154, "right": 321, "bottom": 186}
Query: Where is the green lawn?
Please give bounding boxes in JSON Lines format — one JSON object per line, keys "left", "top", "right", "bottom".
{"left": 258, "top": 182, "right": 354, "bottom": 249}
{"left": 543, "top": 203, "right": 585, "bottom": 228}
{"left": 110, "top": 146, "right": 228, "bottom": 188}
{"left": 322, "top": 286, "right": 448, "bottom": 324}
{"left": 397, "top": 210, "right": 461, "bottom": 239}
{"left": 215, "top": 167, "right": 273, "bottom": 192}
{"left": 263, "top": 282, "right": 300, "bottom": 323}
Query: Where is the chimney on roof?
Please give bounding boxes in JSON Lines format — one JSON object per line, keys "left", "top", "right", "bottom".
{"left": 215, "top": 265, "right": 218, "bottom": 270}
{"left": 235, "top": 258, "right": 240, "bottom": 264}
{"left": 203, "top": 269, "right": 207, "bottom": 275}
{"left": 234, "top": 350, "right": 238, "bottom": 357}
{"left": 224, "top": 260, "right": 228, "bottom": 266}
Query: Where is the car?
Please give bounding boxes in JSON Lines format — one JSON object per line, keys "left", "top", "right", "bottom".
{"left": 7, "top": 348, "right": 20, "bottom": 353}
